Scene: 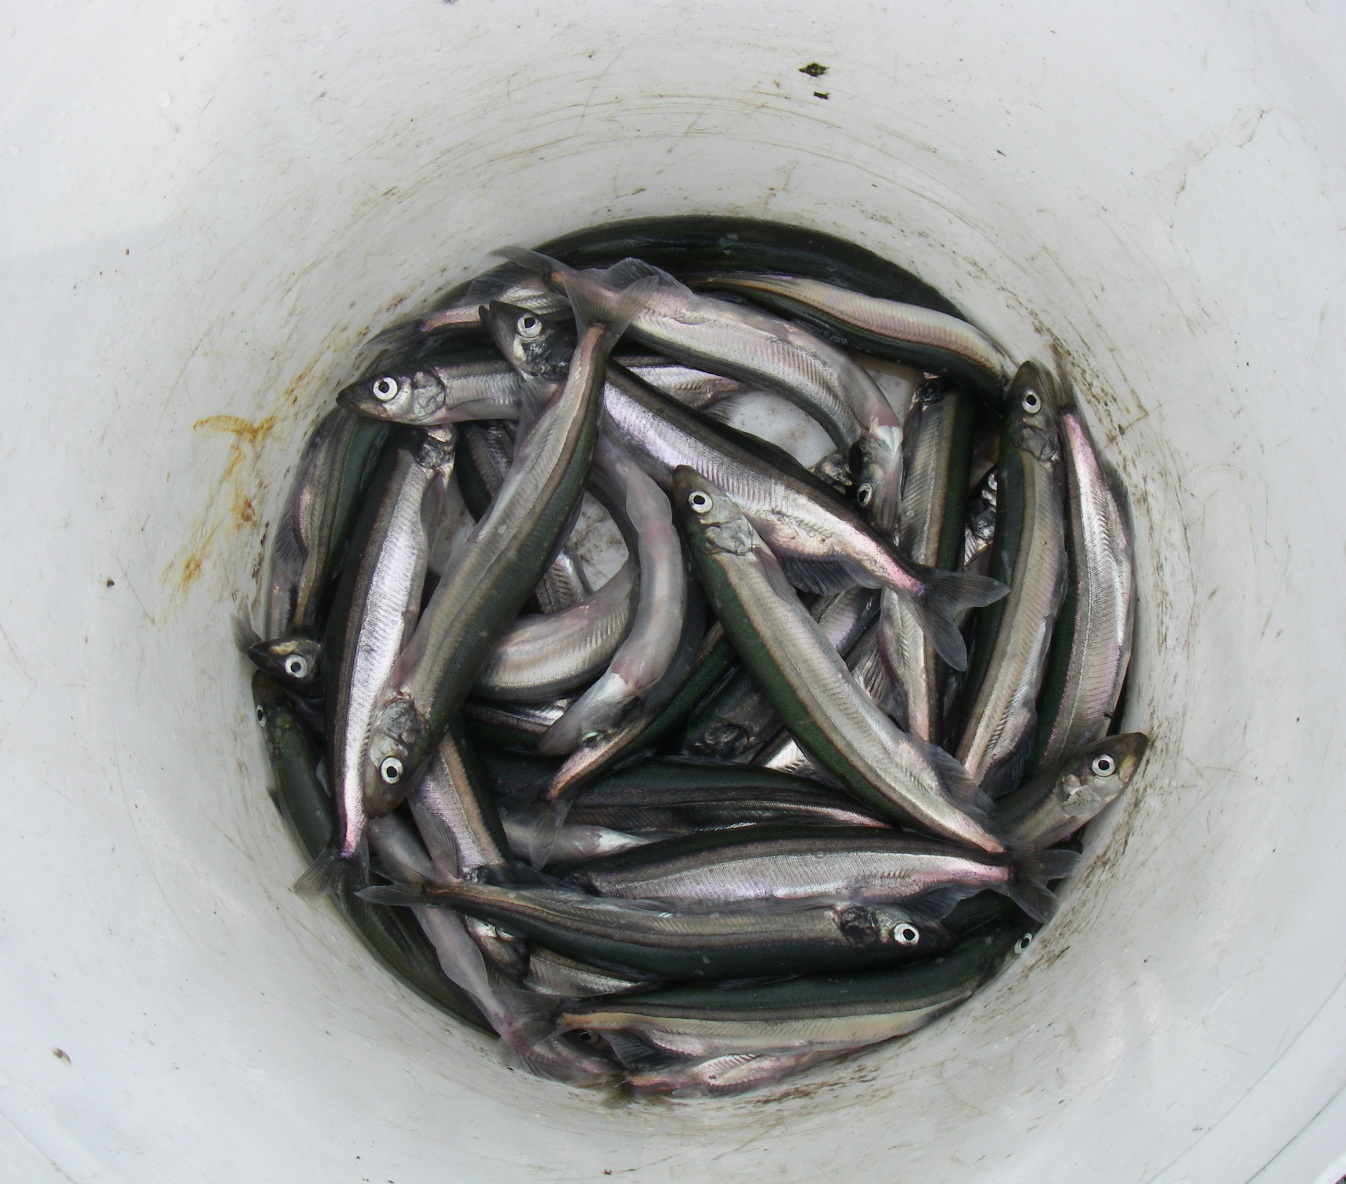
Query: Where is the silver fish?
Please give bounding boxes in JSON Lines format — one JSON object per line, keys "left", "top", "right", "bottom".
{"left": 675, "top": 468, "right": 1002, "bottom": 852}
{"left": 954, "top": 362, "right": 1067, "bottom": 797}
{"left": 363, "top": 279, "right": 654, "bottom": 797}
{"left": 570, "top": 825, "right": 1076, "bottom": 923}
{"left": 294, "top": 427, "right": 456, "bottom": 893}
{"left": 992, "top": 732, "right": 1147, "bottom": 850}
{"left": 686, "top": 271, "right": 1014, "bottom": 396}
{"left": 558, "top": 925, "right": 1025, "bottom": 1060}
{"left": 489, "top": 304, "right": 1003, "bottom": 671}
{"left": 473, "top": 559, "right": 638, "bottom": 703}
{"left": 1032, "top": 399, "right": 1136, "bottom": 770}
{"left": 539, "top": 437, "right": 688, "bottom": 754}
{"left": 496, "top": 248, "right": 909, "bottom": 534}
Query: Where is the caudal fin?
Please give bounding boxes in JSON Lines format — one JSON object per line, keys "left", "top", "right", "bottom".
{"left": 292, "top": 846, "right": 348, "bottom": 898}
{"left": 492, "top": 246, "right": 569, "bottom": 284}
{"left": 1000, "top": 848, "right": 1081, "bottom": 923}
{"left": 562, "top": 271, "right": 660, "bottom": 352}
{"left": 909, "top": 568, "right": 1008, "bottom": 671}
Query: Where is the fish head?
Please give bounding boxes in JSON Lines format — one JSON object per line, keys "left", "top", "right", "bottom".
{"left": 1006, "top": 361, "right": 1064, "bottom": 463}
{"left": 837, "top": 905, "right": 951, "bottom": 955}
{"left": 849, "top": 424, "right": 904, "bottom": 533}
{"left": 338, "top": 368, "right": 448, "bottom": 426}
{"left": 250, "top": 670, "right": 290, "bottom": 736}
{"left": 1053, "top": 732, "right": 1148, "bottom": 818}
{"left": 246, "top": 634, "right": 323, "bottom": 696}
{"left": 672, "top": 467, "right": 759, "bottom": 558}
{"left": 363, "top": 693, "right": 425, "bottom": 816}
{"left": 483, "top": 300, "right": 573, "bottom": 380}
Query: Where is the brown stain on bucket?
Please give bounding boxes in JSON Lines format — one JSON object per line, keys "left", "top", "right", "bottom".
{"left": 165, "top": 413, "right": 277, "bottom": 599}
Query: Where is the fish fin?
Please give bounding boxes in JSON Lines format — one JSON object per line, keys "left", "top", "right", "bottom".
{"left": 598, "top": 1030, "right": 678, "bottom": 1071}
{"left": 355, "top": 882, "right": 427, "bottom": 907}
{"left": 776, "top": 553, "right": 872, "bottom": 595}
{"left": 464, "top": 263, "right": 528, "bottom": 305}
{"left": 364, "top": 319, "right": 425, "bottom": 356}
{"left": 292, "top": 847, "right": 348, "bottom": 898}
{"left": 903, "top": 567, "right": 1008, "bottom": 672}
{"left": 233, "top": 614, "right": 261, "bottom": 651}
{"left": 1001, "top": 849, "right": 1081, "bottom": 923}
{"left": 588, "top": 256, "right": 683, "bottom": 295}
{"left": 564, "top": 272, "right": 660, "bottom": 352}
{"left": 905, "top": 885, "right": 981, "bottom": 924}
{"left": 515, "top": 375, "right": 553, "bottom": 435}
{"left": 918, "top": 736, "right": 993, "bottom": 822}
{"left": 492, "top": 246, "right": 566, "bottom": 283}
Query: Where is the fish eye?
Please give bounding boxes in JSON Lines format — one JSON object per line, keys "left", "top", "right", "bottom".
{"left": 687, "top": 490, "right": 713, "bottom": 514}
{"left": 517, "top": 314, "right": 544, "bottom": 340}
{"left": 855, "top": 482, "right": 874, "bottom": 508}
{"left": 284, "top": 654, "right": 309, "bottom": 679}
{"left": 1022, "top": 390, "right": 1043, "bottom": 415}
{"left": 574, "top": 1029, "right": 601, "bottom": 1045}
{"left": 580, "top": 729, "right": 603, "bottom": 744}
{"left": 379, "top": 756, "right": 404, "bottom": 785}
{"left": 1014, "top": 932, "right": 1034, "bottom": 954}
{"left": 892, "top": 922, "right": 920, "bottom": 945}
{"left": 254, "top": 705, "right": 266, "bottom": 725}
{"left": 1091, "top": 753, "right": 1117, "bottom": 777}
{"left": 372, "top": 376, "right": 399, "bottom": 402}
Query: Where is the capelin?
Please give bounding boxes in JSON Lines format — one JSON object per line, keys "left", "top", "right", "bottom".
{"left": 483, "top": 301, "right": 574, "bottom": 380}
{"left": 338, "top": 370, "right": 445, "bottom": 425}
{"left": 672, "top": 467, "right": 757, "bottom": 558}
{"left": 850, "top": 425, "right": 904, "bottom": 534}
{"left": 363, "top": 694, "right": 425, "bottom": 816}
{"left": 1056, "top": 732, "right": 1148, "bottom": 817}
{"left": 246, "top": 635, "right": 323, "bottom": 696}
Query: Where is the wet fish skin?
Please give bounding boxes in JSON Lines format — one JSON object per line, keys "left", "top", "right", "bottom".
{"left": 681, "top": 588, "right": 876, "bottom": 761}
{"left": 301, "top": 426, "right": 457, "bottom": 888}
{"left": 473, "top": 560, "right": 637, "bottom": 703}
{"left": 954, "top": 362, "right": 1068, "bottom": 798}
{"left": 567, "top": 823, "right": 1075, "bottom": 923}
{"left": 673, "top": 467, "right": 1002, "bottom": 853}
{"left": 364, "top": 284, "right": 649, "bottom": 799}
{"left": 685, "top": 271, "right": 1014, "bottom": 398}
{"left": 540, "top": 437, "right": 689, "bottom": 753}
{"left": 1031, "top": 398, "right": 1137, "bottom": 772}
{"left": 621, "top": 1047, "right": 841, "bottom": 1098}
{"left": 557, "top": 924, "right": 1025, "bottom": 1060}
{"left": 490, "top": 306, "right": 1001, "bottom": 671}
{"left": 993, "top": 732, "right": 1148, "bottom": 850}
{"left": 265, "top": 407, "right": 390, "bottom": 639}
{"left": 251, "top": 673, "right": 492, "bottom": 1031}
{"left": 879, "top": 380, "right": 977, "bottom": 743}
{"left": 522, "top": 947, "right": 660, "bottom": 998}
{"left": 362, "top": 878, "right": 950, "bottom": 981}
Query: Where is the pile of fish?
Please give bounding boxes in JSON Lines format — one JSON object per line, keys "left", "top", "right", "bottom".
{"left": 246, "top": 217, "right": 1145, "bottom": 1099}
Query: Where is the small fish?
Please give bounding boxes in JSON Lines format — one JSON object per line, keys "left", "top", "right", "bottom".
{"left": 1031, "top": 395, "right": 1136, "bottom": 772}
{"left": 685, "top": 270, "right": 1014, "bottom": 398}
{"left": 361, "top": 877, "right": 949, "bottom": 981}
{"left": 992, "top": 733, "right": 1148, "bottom": 850}
{"left": 362, "top": 278, "right": 656, "bottom": 800}
{"left": 953, "top": 363, "right": 1068, "bottom": 797}
{"left": 558, "top": 925, "right": 1027, "bottom": 1061}
{"left": 674, "top": 467, "right": 1003, "bottom": 852}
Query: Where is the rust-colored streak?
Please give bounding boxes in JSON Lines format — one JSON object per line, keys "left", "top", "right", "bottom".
{"left": 167, "top": 414, "right": 280, "bottom": 598}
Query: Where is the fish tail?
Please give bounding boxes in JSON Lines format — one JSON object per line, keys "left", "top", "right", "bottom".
{"left": 910, "top": 568, "right": 1009, "bottom": 671}
{"left": 563, "top": 271, "right": 659, "bottom": 351}
{"left": 291, "top": 845, "right": 350, "bottom": 898}
{"left": 1001, "top": 849, "right": 1081, "bottom": 923}
{"left": 233, "top": 614, "right": 262, "bottom": 651}
{"left": 492, "top": 246, "right": 569, "bottom": 285}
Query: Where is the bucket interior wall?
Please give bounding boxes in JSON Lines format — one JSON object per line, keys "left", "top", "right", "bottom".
{"left": 3, "top": 2, "right": 1345, "bottom": 1181}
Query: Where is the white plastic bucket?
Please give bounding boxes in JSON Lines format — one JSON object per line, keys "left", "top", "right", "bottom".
{"left": 3, "top": 2, "right": 1345, "bottom": 1181}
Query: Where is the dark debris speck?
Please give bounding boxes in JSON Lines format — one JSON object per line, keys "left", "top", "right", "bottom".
{"left": 799, "top": 62, "right": 828, "bottom": 78}
{"left": 813, "top": 91, "right": 830, "bottom": 100}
